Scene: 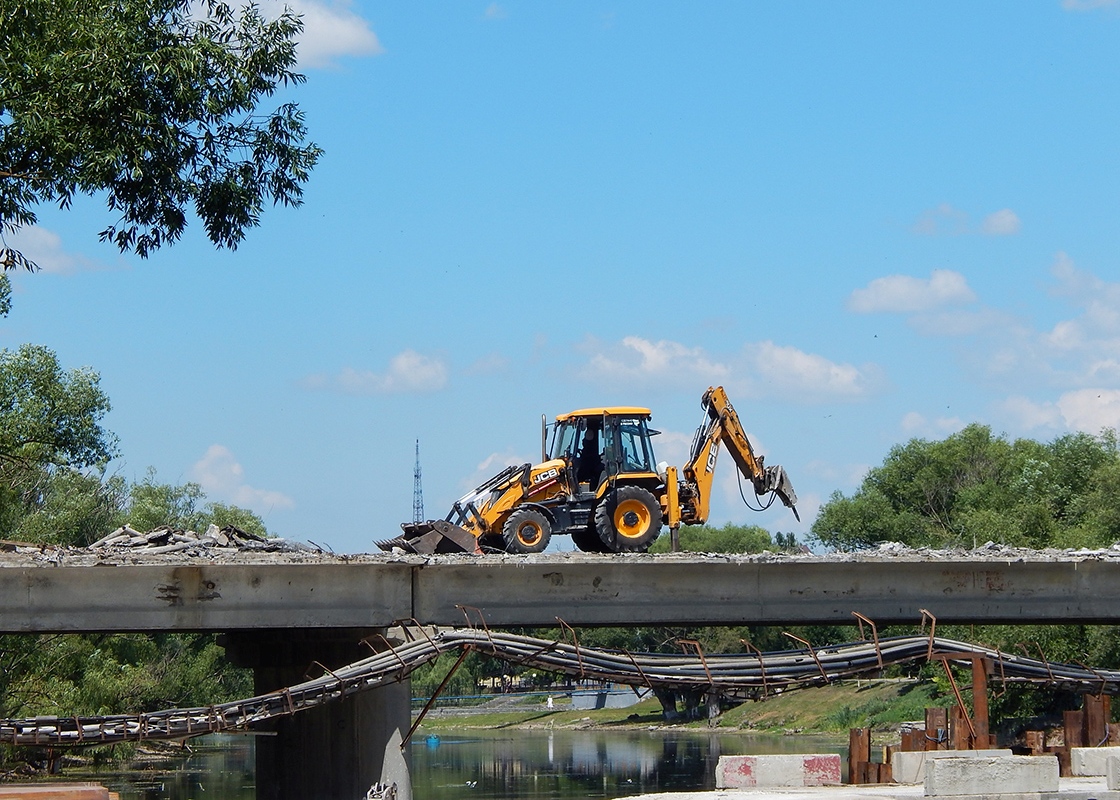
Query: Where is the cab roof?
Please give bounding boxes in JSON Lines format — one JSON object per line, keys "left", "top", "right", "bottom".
{"left": 555, "top": 406, "right": 651, "bottom": 422}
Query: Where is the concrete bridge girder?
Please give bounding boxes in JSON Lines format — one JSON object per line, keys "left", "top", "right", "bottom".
{"left": 1, "top": 556, "right": 1119, "bottom": 633}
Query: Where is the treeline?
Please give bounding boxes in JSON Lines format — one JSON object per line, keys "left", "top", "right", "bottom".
{"left": 0, "top": 335, "right": 259, "bottom": 763}
{"left": 811, "top": 423, "right": 1120, "bottom": 551}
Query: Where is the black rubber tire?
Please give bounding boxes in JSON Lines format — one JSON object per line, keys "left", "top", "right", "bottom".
{"left": 571, "top": 524, "right": 608, "bottom": 553}
{"left": 594, "top": 486, "right": 662, "bottom": 553}
{"left": 502, "top": 508, "right": 552, "bottom": 554}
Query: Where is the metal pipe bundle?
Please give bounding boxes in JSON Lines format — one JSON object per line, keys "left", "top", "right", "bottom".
{"left": 2, "top": 628, "right": 1117, "bottom": 747}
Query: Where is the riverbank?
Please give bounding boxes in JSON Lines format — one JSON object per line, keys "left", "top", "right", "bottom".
{"left": 415, "top": 678, "right": 942, "bottom": 737}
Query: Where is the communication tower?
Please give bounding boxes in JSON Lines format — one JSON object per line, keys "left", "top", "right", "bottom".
{"left": 412, "top": 440, "right": 424, "bottom": 524}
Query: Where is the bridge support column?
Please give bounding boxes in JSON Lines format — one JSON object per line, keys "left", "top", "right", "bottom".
{"left": 223, "top": 628, "right": 412, "bottom": 800}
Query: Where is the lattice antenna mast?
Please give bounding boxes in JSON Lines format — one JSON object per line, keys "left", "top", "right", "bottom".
{"left": 412, "top": 439, "right": 425, "bottom": 524}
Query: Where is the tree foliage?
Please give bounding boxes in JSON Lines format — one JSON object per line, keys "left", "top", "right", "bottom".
{"left": 811, "top": 423, "right": 1120, "bottom": 551}
{"left": 0, "top": 343, "right": 116, "bottom": 470}
{"left": 0, "top": 0, "right": 322, "bottom": 264}
{"left": 649, "top": 522, "right": 777, "bottom": 554}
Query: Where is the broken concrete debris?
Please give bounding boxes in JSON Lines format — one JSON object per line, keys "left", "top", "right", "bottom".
{"left": 89, "top": 523, "right": 309, "bottom": 555}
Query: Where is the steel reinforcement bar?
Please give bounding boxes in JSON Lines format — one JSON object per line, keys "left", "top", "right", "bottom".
{"left": 2, "top": 629, "right": 1117, "bottom": 747}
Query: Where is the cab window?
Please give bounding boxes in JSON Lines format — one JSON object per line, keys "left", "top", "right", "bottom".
{"left": 616, "top": 417, "right": 655, "bottom": 472}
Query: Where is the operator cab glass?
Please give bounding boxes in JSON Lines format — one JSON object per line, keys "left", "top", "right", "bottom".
{"left": 549, "top": 419, "right": 582, "bottom": 461}
{"left": 604, "top": 416, "right": 657, "bottom": 473}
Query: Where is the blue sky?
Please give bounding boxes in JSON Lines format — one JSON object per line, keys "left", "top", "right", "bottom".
{"left": 4, "top": 1, "right": 1120, "bottom": 553}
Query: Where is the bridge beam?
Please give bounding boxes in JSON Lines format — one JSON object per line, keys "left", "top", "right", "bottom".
{"left": 222, "top": 628, "right": 411, "bottom": 800}
{"left": 2, "top": 556, "right": 1120, "bottom": 632}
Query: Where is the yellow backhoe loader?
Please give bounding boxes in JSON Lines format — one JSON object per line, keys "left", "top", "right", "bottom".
{"left": 378, "top": 386, "right": 799, "bottom": 555}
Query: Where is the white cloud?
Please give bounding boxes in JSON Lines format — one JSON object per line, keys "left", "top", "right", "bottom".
{"left": 743, "top": 341, "right": 879, "bottom": 402}
{"left": 1056, "top": 389, "right": 1120, "bottom": 433}
{"left": 847, "top": 269, "right": 976, "bottom": 314}
{"left": 483, "top": 3, "right": 507, "bottom": 19}
{"left": 4, "top": 225, "right": 106, "bottom": 274}
{"left": 261, "top": 0, "right": 383, "bottom": 68}
{"left": 461, "top": 450, "right": 534, "bottom": 492}
{"left": 911, "top": 204, "right": 1022, "bottom": 237}
{"left": 1001, "top": 390, "right": 1120, "bottom": 434}
{"left": 981, "top": 208, "right": 1021, "bottom": 236}
{"left": 577, "top": 336, "right": 878, "bottom": 403}
{"left": 900, "top": 411, "right": 966, "bottom": 437}
{"left": 912, "top": 203, "right": 969, "bottom": 236}
{"left": 1000, "top": 396, "right": 1063, "bottom": 430}
{"left": 190, "top": 445, "right": 295, "bottom": 512}
{"left": 303, "top": 350, "right": 448, "bottom": 395}
{"left": 580, "top": 336, "right": 730, "bottom": 388}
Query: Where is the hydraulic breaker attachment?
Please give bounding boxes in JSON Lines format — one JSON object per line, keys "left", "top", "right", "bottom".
{"left": 377, "top": 519, "right": 482, "bottom": 555}
{"left": 753, "top": 464, "right": 800, "bottom": 522}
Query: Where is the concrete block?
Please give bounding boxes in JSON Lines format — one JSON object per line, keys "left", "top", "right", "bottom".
{"left": 1071, "top": 745, "right": 1120, "bottom": 776}
{"left": 1108, "top": 755, "right": 1120, "bottom": 790}
{"left": 715, "top": 754, "right": 841, "bottom": 788}
{"left": 924, "top": 754, "right": 1058, "bottom": 796}
{"left": 891, "top": 748, "right": 1013, "bottom": 784}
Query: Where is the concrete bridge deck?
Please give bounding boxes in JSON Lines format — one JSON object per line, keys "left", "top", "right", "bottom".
{"left": 3, "top": 546, "right": 1120, "bottom": 632}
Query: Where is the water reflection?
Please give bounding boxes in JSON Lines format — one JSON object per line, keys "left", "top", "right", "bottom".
{"left": 412, "top": 729, "right": 847, "bottom": 800}
{"left": 66, "top": 729, "right": 845, "bottom": 799}
{"left": 72, "top": 735, "right": 256, "bottom": 800}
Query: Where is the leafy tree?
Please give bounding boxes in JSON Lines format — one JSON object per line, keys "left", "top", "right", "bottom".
{"left": 0, "top": 344, "right": 116, "bottom": 470}
{"left": 0, "top": 344, "right": 117, "bottom": 539}
{"left": 811, "top": 423, "right": 1120, "bottom": 552}
{"left": 0, "top": 0, "right": 322, "bottom": 266}
{"left": 126, "top": 469, "right": 207, "bottom": 532}
{"left": 125, "top": 469, "right": 268, "bottom": 535}
{"left": 14, "top": 467, "right": 126, "bottom": 546}
{"left": 649, "top": 522, "right": 774, "bottom": 554}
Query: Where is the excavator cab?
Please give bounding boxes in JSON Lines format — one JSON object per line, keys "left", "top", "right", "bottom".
{"left": 550, "top": 410, "right": 660, "bottom": 493}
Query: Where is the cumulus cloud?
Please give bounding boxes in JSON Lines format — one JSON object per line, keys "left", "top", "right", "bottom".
{"left": 190, "top": 445, "right": 295, "bottom": 512}
{"left": 912, "top": 204, "right": 970, "bottom": 236}
{"left": 911, "top": 204, "right": 1022, "bottom": 236}
{"left": 3, "top": 225, "right": 107, "bottom": 274}
{"left": 847, "top": 269, "right": 976, "bottom": 314}
{"left": 1001, "top": 390, "right": 1120, "bottom": 434}
{"left": 580, "top": 336, "right": 730, "bottom": 388}
{"left": 743, "top": 341, "right": 879, "bottom": 402}
{"left": 981, "top": 209, "right": 1021, "bottom": 236}
{"left": 577, "top": 336, "right": 879, "bottom": 403}
{"left": 460, "top": 450, "right": 534, "bottom": 493}
{"left": 303, "top": 350, "right": 448, "bottom": 395}
{"left": 260, "top": 0, "right": 383, "bottom": 68}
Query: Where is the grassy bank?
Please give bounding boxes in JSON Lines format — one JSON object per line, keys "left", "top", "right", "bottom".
{"left": 416, "top": 679, "right": 950, "bottom": 735}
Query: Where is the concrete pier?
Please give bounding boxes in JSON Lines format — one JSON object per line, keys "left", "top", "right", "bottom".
{"left": 222, "top": 628, "right": 412, "bottom": 800}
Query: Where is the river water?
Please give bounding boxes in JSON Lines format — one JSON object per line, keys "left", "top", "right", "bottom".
{"left": 68, "top": 729, "right": 847, "bottom": 799}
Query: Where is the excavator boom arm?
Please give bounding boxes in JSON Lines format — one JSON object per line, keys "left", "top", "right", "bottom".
{"left": 681, "top": 386, "right": 799, "bottom": 524}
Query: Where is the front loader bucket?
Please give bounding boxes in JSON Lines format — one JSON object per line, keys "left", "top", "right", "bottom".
{"left": 377, "top": 519, "right": 482, "bottom": 555}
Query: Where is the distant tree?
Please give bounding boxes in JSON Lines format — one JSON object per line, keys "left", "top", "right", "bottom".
{"left": 649, "top": 522, "right": 773, "bottom": 554}
{"left": 0, "top": 0, "right": 322, "bottom": 267}
{"left": 125, "top": 469, "right": 268, "bottom": 535}
{"left": 0, "top": 344, "right": 116, "bottom": 471}
{"left": 811, "top": 424, "right": 1120, "bottom": 551}
{"left": 14, "top": 468, "right": 127, "bottom": 546}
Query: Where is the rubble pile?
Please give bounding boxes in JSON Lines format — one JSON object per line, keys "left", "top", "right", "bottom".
{"left": 89, "top": 524, "right": 308, "bottom": 555}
